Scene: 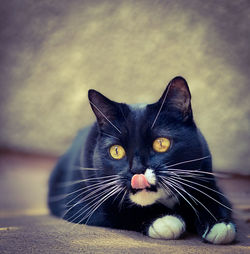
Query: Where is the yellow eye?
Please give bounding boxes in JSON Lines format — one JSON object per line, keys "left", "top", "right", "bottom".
{"left": 153, "top": 137, "right": 171, "bottom": 153}
{"left": 109, "top": 145, "right": 126, "bottom": 160}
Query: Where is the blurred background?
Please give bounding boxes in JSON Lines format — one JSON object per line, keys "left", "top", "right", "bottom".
{"left": 0, "top": 0, "right": 250, "bottom": 174}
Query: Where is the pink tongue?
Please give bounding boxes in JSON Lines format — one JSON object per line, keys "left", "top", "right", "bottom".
{"left": 131, "top": 174, "right": 150, "bottom": 189}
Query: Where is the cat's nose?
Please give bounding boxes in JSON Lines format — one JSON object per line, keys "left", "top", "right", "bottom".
{"left": 130, "top": 156, "right": 146, "bottom": 174}
{"left": 130, "top": 165, "right": 147, "bottom": 174}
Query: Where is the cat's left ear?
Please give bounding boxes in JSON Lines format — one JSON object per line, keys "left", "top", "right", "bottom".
{"left": 158, "top": 76, "right": 192, "bottom": 121}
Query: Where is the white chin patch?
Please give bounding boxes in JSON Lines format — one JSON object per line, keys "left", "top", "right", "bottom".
{"left": 129, "top": 189, "right": 165, "bottom": 206}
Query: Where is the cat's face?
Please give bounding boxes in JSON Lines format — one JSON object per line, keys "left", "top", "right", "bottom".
{"left": 88, "top": 77, "right": 208, "bottom": 207}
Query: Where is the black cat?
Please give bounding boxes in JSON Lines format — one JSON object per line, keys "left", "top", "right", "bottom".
{"left": 48, "top": 76, "right": 236, "bottom": 244}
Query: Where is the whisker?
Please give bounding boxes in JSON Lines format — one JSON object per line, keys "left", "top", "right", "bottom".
{"left": 64, "top": 185, "right": 117, "bottom": 222}
{"left": 118, "top": 189, "right": 128, "bottom": 210}
{"left": 58, "top": 175, "right": 120, "bottom": 187}
{"left": 161, "top": 168, "right": 203, "bottom": 174}
{"left": 85, "top": 186, "right": 123, "bottom": 225}
{"left": 61, "top": 177, "right": 122, "bottom": 220}
{"left": 89, "top": 100, "right": 122, "bottom": 134}
{"left": 151, "top": 82, "right": 171, "bottom": 129}
{"left": 162, "top": 177, "right": 198, "bottom": 205}
{"left": 49, "top": 178, "right": 118, "bottom": 202}
{"left": 167, "top": 168, "right": 228, "bottom": 178}
{"left": 160, "top": 169, "right": 201, "bottom": 177}
{"left": 165, "top": 156, "right": 211, "bottom": 168}
{"left": 49, "top": 189, "right": 92, "bottom": 204}
{"left": 80, "top": 142, "right": 85, "bottom": 169}
{"left": 169, "top": 175, "right": 228, "bottom": 199}
{"left": 159, "top": 176, "right": 199, "bottom": 218}
{"left": 159, "top": 170, "right": 213, "bottom": 182}
{"left": 167, "top": 176, "right": 233, "bottom": 212}
{"left": 166, "top": 178, "right": 217, "bottom": 221}
{"left": 119, "top": 104, "right": 129, "bottom": 124}
{"left": 158, "top": 181, "right": 172, "bottom": 197}
{"left": 70, "top": 187, "right": 115, "bottom": 223}
{"left": 101, "top": 132, "right": 120, "bottom": 140}
{"left": 72, "top": 185, "right": 122, "bottom": 225}
{"left": 73, "top": 166, "right": 102, "bottom": 171}
{"left": 65, "top": 179, "right": 121, "bottom": 207}
{"left": 158, "top": 182, "right": 179, "bottom": 203}
{"left": 112, "top": 186, "right": 126, "bottom": 204}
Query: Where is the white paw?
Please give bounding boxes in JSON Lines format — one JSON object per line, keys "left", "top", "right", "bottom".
{"left": 203, "top": 222, "right": 236, "bottom": 244}
{"left": 148, "top": 215, "right": 186, "bottom": 240}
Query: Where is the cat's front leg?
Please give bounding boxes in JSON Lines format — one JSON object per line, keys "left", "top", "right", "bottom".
{"left": 201, "top": 221, "right": 236, "bottom": 244}
{"left": 194, "top": 196, "right": 236, "bottom": 244}
{"left": 194, "top": 203, "right": 236, "bottom": 244}
{"left": 146, "top": 215, "right": 186, "bottom": 240}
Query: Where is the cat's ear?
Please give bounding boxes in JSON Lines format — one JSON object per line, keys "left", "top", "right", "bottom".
{"left": 159, "top": 76, "right": 192, "bottom": 120}
{"left": 88, "top": 89, "right": 121, "bottom": 129}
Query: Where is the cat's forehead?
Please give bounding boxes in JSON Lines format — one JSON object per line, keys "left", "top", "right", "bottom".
{"left": 127, "top": 104, "right": 169, "bottom": 134}
{"left": 127, "top": 103, "right": 147, "bottom": 124}
{"left": 126, "top": 103, "right": 173, "bottom": 137}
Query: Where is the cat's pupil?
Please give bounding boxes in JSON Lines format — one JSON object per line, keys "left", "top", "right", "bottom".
{"left": 115, "top": 147, "right": 118, "bottom": 155}
{"left": 158, "top": 139, "right": 163, "bottom": 147}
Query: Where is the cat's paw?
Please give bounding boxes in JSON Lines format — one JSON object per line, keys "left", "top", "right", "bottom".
{"left": 148, "top": 215, "right": 186, "bottom": 240}
{"left": 203, "top": 222, "right": 236, "bottom": 244}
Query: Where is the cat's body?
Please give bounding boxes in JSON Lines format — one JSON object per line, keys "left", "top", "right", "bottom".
{"left": 48, "top": 77, "right": 236, "bottom": 244}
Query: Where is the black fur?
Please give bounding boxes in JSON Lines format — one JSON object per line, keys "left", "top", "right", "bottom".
{"left": 48, "top": 76, "right": 234, "bottom": 240}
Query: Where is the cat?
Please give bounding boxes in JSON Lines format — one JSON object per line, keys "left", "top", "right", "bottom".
{"left": 48, "top": 76, "right": 236, "bottom": 244}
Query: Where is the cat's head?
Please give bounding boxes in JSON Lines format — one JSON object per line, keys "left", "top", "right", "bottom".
{"left": 88, "top": 76, "right": 211, "bottom": 207}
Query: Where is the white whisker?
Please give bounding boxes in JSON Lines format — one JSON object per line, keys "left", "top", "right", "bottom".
{"left": 166, "top": 177, "right": 217, "bottom": 221}
{"left": 112, "top": 186, "right": 126, "bottom": 204}
{"left": 151, "top": 83, "right": 171, "bottom": 129}
{"left": 102, "top": 132, "right": 120, "bottom": 140}
{"left": 168, "top": 176, "right": 233, "bottom": 212}
{"left": 118, "top": 189, "right": 128, "bottom": 210}
{"left": 163, "top": 177, "right": 198, "bottom": 205}
{"left": 170, "top": 175, "right": 227, "bottom": 199}
{"left": 49, "top": 178, "right": 118, "bottom": 202}
{"left": 75, "top": 185, "right": 123, "bottom": 225}
{"left": 158, "top": 182, "right": 179, "bottom": 202}
{"left": 58, "top": 175, "right": 120, "bottom": 187}
{"left": 85, "top": 186, "right": 123, "bottom": 224}
{"left": 66, "top": 179, "right": 121, "bottom": 207}
{"left": 73, "top": 166, "right": 102, "bottom": 171}
{"left": 166, "top": 156, "right": 211, "bottom": 168}
{"left": 159, "top": 176, "right": 199, "bottom": 218}
{"left": 167, "top": 168, "right": 227, "bottom": 178}
{"left": 64, "top": 185, "right": 116, "bottom": 222}
{"left": 80, "top": 143, "right": 85, "bottom": 169}
{"left": 159, "top": 169, "right": 213, "bottom": 182}
{"left": 89, "top": 100, "right": 122, "bottom": 134}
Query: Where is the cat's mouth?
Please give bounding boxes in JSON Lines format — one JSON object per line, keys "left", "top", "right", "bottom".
{"left": 131, "top": 174, "right": 150, "bottom": 189}
{"left": 130, "top": 169, "right": 158, "bottom": 194}
{"left": 128, "top": 169, "right": 172, "bottom": 206}
{"left": 130, "top": 185, "right": 158, "bottom": 194}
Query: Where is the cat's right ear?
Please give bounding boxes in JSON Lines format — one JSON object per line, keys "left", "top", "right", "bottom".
{"left": 160, "top": 76, "right": 192, "bottom": 119}
{"left": 88, "top": 89, "right": 121, "bottom": 131}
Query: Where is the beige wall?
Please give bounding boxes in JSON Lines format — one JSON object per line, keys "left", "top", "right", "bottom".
{"left": 0, "top": 0, "right": 249, "bottom": 174}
